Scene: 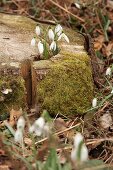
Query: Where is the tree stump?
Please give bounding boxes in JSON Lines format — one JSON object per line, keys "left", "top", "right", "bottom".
{"left": 0, "top": 13, "right": 94, "bottom": 117}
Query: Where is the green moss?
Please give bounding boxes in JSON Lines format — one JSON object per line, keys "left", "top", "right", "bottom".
{"left": 37, "top": 52, "right": 94, "bottom": 116}
{"left": 0, "top": 76, "right": 25, "bottom": 116}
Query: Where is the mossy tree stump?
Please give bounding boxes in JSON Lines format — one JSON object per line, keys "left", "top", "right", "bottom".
{"left": 0, "top": 13, "right": 94, "bottom": 117}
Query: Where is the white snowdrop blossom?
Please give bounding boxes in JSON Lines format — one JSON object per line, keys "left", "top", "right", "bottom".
{"left": 106, "top": 67, "right": 111, "bottom": 76}
{"left": 31, "top": 38, "right": 36, "bottom": 46}
{"left": 48, "top": 29, "right": 55, "bottom": 40}
{"left": 29, "top": 117, "right": 49, "bottom": 137}
{"left": 38, "top": 41, "right": 44, "bottom": 54}
{"left": 71, "top": 133, "right": 88, "bottom": 162}
{"left": 35, "top": 117, "right": 45, "bottom": 129}
{"left": 14, "top": 129, "right": 23, "bottom": 144}
{"left": 35, "top": 26, "right": 41, "bottom": 36}
{"left": 1, "top": 89, "right": 12, "bottom": 94}
{"left": 50, "top": 41, "right": 57, "bottom": 51}
{"left": 55, "top": 24, "right": 63, "bottom": 36}
{"left": 74, "top": 3, "right": 81, "bottom": 9}
{"left": 92, "top": 98, "right": 97, "bottom": 108}
{"left": 17, "top": 116, "right": 25, "bottom": 130}
{"left": 73, "top": 133, "right": 84, "bottom": 148}
{"left": 58, "top": 33, "right": 69, "bottom": 43}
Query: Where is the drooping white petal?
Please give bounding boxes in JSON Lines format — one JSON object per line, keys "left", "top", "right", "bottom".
{"left": 35, "top": 128, "right": 43, "bottom": 136}
{"left": 31, "top": 38, "right": 36, "bottom": 46}
{"left": 92, "top": 98, "right": 97, "bottom": 108}
{"left": 35, "top": 117, "right": 45, "bottom": 129}
{"left": 38, "top": 41, "right": 44, "bottom": 54}
{"left": 71, "top": 133, "right": 88, "bottom": 162}
{"left": 50, "top": 41, "right": 57, "bottom": 51}
{"left": 80, "top": 145, "right": 88, "bottom": 161}
{"left": 106, "top": 67, "right": 111, "bottom": 76}
{"left": 17, "top": 116, "right": 25, "bottom": 130}
{"left": 29, "top": 125, "right": 35, "bottom": 133}
{"left": 73, "top": 133, "right": 84, "bottom": 148}
{"left": 57, "top": 33, "right": 69, "bottom": 43}
{"left": 35, "top": 26, "right": 41, "bottom": 36}
{"left": 55, "top": 24, "right": 63, "bottom": 36}
{"left": 14, "top": 129, "right": 23, "bottom": 144}
{"left": 48, "top": 29, "right": 55, "bottom": 40}
{"left": 74, "top": 3, "right": 81, "bottom": 9}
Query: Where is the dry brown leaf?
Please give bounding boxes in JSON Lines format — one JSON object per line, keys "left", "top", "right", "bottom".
{"left": 94, "top": 35, "right": 105, "bottom": 50}
{"left": 99, "top": 113, "right": 112, "bottom": 129}
{"left": 104, "top": 42, "right": 113, "bottom": 57}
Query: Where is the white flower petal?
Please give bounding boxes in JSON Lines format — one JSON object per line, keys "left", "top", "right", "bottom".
{"left": 35, "top": 128, "right": 43, "bottom": 136}
{"left": 17, "top": 116, "right": 25, "bottom": 130}
{"left": 57, "top": 33, "right": 69, "bottom": 43}
{"left": 50, "top": 41, "right": 56, "bottom": 51}
{"left": 14, "top": 129, "right": 23, "bottom": 143}
{"left": 71, "top": 133, "right": 88, "bottom": 162}
{"left": 29, "top": 125, "right": 35, "bottom": 133}
{"left": 55, "top": 24, "right": 63, "bottom": 36}
{"left": 73, "top": 133, "right": 83, "bottom": 148}
{"left": 48, "top": 29, "right": 55, "bottom": 40}
{"left": 92, "top": 98, "right": 97, "bottom": 108}
{"left": 35, "top": 26, "right": 41, "bottom": 36}
{"left": 75, "top": 3, "right": 81, "bottom": 9}
{"left": 31, "top": 38, "right": 36, "bottom": 46}
{"left": 38, "top": 41, "right": 44, "bottom": 54}
{"left": 35, "top": 117, "right": 45, "bottom": 129}
{"left": 106, "top": 67, "right": 111, "bottom": 76}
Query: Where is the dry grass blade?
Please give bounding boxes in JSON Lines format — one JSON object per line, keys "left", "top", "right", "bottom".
{"left": 48, "top": 0, "right": 85, "bottom": 22}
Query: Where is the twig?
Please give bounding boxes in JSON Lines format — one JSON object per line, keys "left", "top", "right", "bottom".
{"left": 48, "top": 0, "right": 85, "bottom": 23}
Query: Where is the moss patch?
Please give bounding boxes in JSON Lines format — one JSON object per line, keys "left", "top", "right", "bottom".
{"left": 37, "top": 52, "right": 94, "bottom": 116}
{"left": 0, "top": 76, "right": 25, "bottom": 118}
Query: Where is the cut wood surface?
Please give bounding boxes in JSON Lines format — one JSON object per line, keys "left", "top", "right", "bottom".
{"left": 0, "top": 13, "right": 94, "bottom": 117}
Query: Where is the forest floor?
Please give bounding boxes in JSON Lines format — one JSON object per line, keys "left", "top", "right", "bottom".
{"left": 0, "top": 0, "right": 113, "bottom": 170}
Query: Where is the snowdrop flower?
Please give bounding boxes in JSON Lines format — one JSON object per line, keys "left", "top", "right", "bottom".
{"left": 29, "top": 117, "right": 50, "bottom": 137}
{"left": 17, "top": 116, "right": 25, "bottom": 130}
{"left": 58, "top": 33, "right": 69, "bottom": 43}
{"left": 92, "top": 98, "right": 97, "bottom": 108}
{"left": 35, "top": 117, "right": 45, "bottom": 129}
{"left": 106, "top": 67, "right": 111, "bottom": 76}
{"left": 50, "top": 41, "right": 57, "bottom": 51}
{"left": 14, "top": 129, "right": 23, "bottom": 144}
{"left": 71, "top": 133, "right": 88, "bottom": 162}
{"left": 38, "top": 41, "right": 44, "bottom": 54}
{"left": 55, "top": 24, "right": 63, "bottom": 36}
{"left": 31, "top": 38, "right": 36, "bottom": 46}
{"left": 48, "top": 29, "right": 55, "bottom": 40}
{"left": 74, "top": 3, "right": 81, "bottom": 9}
{"left": 35, "top": 26, "right": 41, "bottom": 36}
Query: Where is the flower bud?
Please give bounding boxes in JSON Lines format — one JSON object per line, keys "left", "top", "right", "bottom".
{"left": 92, "top": 98, "right": 97, "bottom": 108}
{"left": 55, "top": 24, "right": 63, "bottom": 36}
{"left": 31, "top": 38, "right": 36, "bottom": 46}
{"left": 106, "top": 67, "right": 111, "bottom": 76}
{"left": 35, "top": 26, "right": 41, "bottom": 36}
{"left": 38, "top": 41, "right": 44, "bottom": 54}
{"left": 48, "top": 29, "right": 55, "bottom": 40}
{"left": 50, "top": 41, "right": 56, "bottom": 51}
{"left": 14, "top": 129, "right": 23, "bottom": 144}
{"left": 17, "top": 116, "right": 25, "bottom": 130}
